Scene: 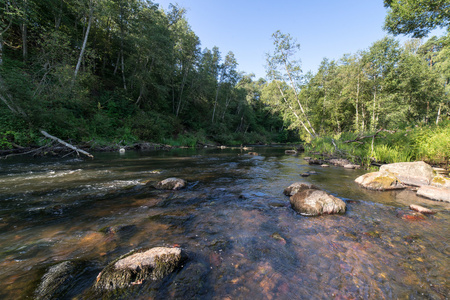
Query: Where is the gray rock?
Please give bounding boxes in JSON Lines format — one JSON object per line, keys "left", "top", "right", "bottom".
{"left": 321, "top": 164, "right": 329, "bottom": 168}
{"left": 379, "top": 161, "right": 435, "bottom": 186}
{"left": 156, "top": 178, "right": 186, "bottom": 190}
{"left": 344, "top": 164, "right": 360, "bottom": 169}
{"left": 430, "top": 175, "right": 450, "bottom": 189}
{"left": 417, "top": 186, "right": 450, "bottom": 202}
{"left": 94, "top": 247, "right": 184, "bottom": 291}
{"left": 283, "top": 182, "right": 319, "bottom": 196}
{"left": 355, "top": 171, "right": 405, "bottom": 191}
{"left": 329, "top": 158, "right": 351, "bottom": 167}
{"left": 285, "top": 150, "right": 297, "bottom": 154}
{"left": 290, "top": 189, "right": 346, "bottom": 216}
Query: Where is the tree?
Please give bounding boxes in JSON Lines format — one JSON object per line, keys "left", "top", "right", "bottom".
{"left": 384, "top": 0, "right": 450, "bottom": 38}
{"left": 266, "top": 30, "right": 317, "bottom": 139}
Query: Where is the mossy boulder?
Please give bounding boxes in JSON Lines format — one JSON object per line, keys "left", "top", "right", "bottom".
{"left": 289, "top": 189, "right": 346, "bottom": 216}
{"left": 379, "top": 161, "right": 434, "bottom": 187}
{"left": 355, "top": 171, "right": 405, "bottom": 191}
{"left": 283, "top": 182, "right": 319, "bottom": 196}
{"left": 431, "top": 175, "right": 450, "bottom": 189}
{"left": 156, "top": 178, "right": 186, "bottom": 190}
{"left": 94, "top": 247, "right": 184, "bottom": 291}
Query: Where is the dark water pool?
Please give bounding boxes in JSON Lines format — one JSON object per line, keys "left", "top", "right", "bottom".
{"left": 0, "top": 147, "right": 448, "bottom": 299}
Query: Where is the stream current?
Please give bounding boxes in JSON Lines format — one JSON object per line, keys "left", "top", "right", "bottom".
{"left": 0, "top": 147, "right": 449, "bottom": 299}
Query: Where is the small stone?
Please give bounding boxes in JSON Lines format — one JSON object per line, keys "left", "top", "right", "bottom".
{"left": 321, "top": 164, "right": 329, "bottom": 168}
{"left": 409, "top": 204, "right": 434, "bottom": 214}
{"left": 285, "top": 150, "right": 297, "bottom": 154}
{"left": 156, "top": 178, "right": 186, "bottom": 190}
{"left": 300, "top": 173, "right": 310, "bottom": 177}
{"left": 397, "top": 211, "right": 426, "bottom": 221}
{"left": 248, "top": 152, "right": 259, "bottom": 156}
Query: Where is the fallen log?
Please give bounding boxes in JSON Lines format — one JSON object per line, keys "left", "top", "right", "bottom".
{"left": 40, "top": 130, "right": 94, "bottom": 158}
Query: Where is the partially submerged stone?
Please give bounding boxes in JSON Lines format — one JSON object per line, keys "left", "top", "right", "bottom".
{"left": 94, "top": 247, "right": 184, "bottom": 291}
{"left": 321, "top": 164, "right": 329, "bottom": 168}
{"left": 417, "top": 186, "right": 450, "bottom": 202}
{"left": 355, "top": 171, "right": 405, "bottom": 191}
{"left": 248, "top": 152, "right": 259, "bottom": 156}
{"left": 283, "top": 182, "right": 318, "bottom": 196}
{"left": 379, "top": 161, "right": 434, "bottom": 186}
{"left": 397, "top": 211, "right": 426, "bottom": 221}
{"left": 329, "top": 158, "right": 351, "bottom": 167}
{"left": 409, "top": 204, "right": 434, "bottom": 214}
{"left": 344, "top": 164, "right": 360, "bottom": 169}
{"left": 156, "top": 178, "right": 186, "bottom": 190}
{"left": 285, "top": 150, "right": 297, "bottom": 154}
{"left": 290, "top": 189, "right": 346, "bottom": 216}
{"left": 35, "top": 261, "right": 75, "bottom": 300}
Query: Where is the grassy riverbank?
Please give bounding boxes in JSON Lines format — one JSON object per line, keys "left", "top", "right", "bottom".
{"left": 306, "top": 122, "right": 450, "bottom": 168}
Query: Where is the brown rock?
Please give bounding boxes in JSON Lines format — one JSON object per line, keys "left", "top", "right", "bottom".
{"left": 285, "top": 150, "right": 297, "bottom": 154}
{"left": 156, "top": 178, "right": 186, "bottom": 190}
{"left": 289, "top": 189, "right": 346, "bottom": 216}
{"left": 355, "top": 171, "right": 405, "bottom": 191}
{"left": 321, "top": 164, "right": 329, "bottom": 168}
{"left": 344, "top": 164, "right": 360, "bottom": 169}
{"left": 379, "top": 161, "right": 434, "bottom": 186}
{"left": 248, "top": 152, "right": 259, "bottom": 156}
{"left": 417, "top": 185, "right": 450, "bottom": 202}
{"left": 283, "top": 182, "right": 319, "bottom": 196}
{"left": 397, "top": 211, "right": 426, "bottom": 221}
{"left": 329, "top": 158, "right": 351, "bottom": 167}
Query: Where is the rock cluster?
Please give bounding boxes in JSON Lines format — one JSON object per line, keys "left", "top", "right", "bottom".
{"left": 156, "top": 178, "right": 187, "bottom": 190}
{"left": 355, "top": 161, "right": 450, "bottom": 203}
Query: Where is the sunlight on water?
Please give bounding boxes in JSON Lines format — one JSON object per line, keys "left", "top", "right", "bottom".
{"left": 0, "top": 148, "right": 448, "bottom": 299}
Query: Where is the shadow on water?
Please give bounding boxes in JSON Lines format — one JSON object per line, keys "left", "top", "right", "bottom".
{"left": 0, "top": 147, "right": 449, "bottom": 299}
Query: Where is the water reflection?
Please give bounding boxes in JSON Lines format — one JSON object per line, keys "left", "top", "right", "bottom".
{"left": 0, "top": 148, "right": 448, "bottom": 299}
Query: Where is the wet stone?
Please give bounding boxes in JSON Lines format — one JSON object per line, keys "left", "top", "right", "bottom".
{"left": 156, "top": 178, "right": 187, "bottom": 190}
{"left": 289, "top": 189, "right": 346, "bottom": 217}
{"left": 396, "top": 211, "right": 427, "bottom": 221}
{"left": 94, "top": 247, "right": 185, "bottom": 291}
{"left": 283, "top": 182, "right": 319, "bottom": 196}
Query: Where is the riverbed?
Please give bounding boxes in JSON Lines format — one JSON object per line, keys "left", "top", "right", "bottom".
{"left": 0, "top": 147, "right": 448, "bottom": 299}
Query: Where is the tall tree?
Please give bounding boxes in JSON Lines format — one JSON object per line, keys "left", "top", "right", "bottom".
{"left": 384, "top": 0, "right": 450, "bottom": 38}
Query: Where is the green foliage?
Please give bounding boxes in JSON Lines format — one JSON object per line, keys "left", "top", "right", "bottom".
{"left": 384, "top": 0, "right": 450, "bottom": 38}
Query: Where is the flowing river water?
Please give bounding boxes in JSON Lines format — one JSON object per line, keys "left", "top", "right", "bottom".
{"left": 0, "top": 147, "right": 449, "bottom": 299}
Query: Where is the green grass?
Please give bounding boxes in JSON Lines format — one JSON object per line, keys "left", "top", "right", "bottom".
{"left": 307, "top": 122, "right": 450, "bottom": 167}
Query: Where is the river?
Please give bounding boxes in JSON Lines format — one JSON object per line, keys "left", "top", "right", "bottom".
{"left": 0, "top": 147, "right": 448, "bottom": 299}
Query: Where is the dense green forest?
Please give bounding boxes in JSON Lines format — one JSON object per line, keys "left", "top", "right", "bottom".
{"left": 0, "top": 0, "right": 449, "bottom": 156}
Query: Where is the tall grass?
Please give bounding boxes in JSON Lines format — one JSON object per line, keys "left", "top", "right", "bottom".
{"left": 307, "top": 122, "right": 450, "bottom": 167}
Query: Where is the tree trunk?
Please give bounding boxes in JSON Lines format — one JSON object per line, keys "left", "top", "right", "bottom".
{"left": 355, "top": 75, "right": 360, "bottom": 132}
{"left": 21, "top": 23, "right": 27, "bottom": 61}
{"left": 372, "top": 78, "right": 377, "bottom": 131}
{"left": 74, "top": 1, "right": 93, "bottom": 82}
{"left": 40, "top": 130, "right": 93, "bottom": 158}
{"left": 436, "top": 103, "right": 442, "bottom": 125}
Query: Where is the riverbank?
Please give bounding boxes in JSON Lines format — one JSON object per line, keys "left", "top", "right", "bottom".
{"left": 304, "top": 123, "right": 450, "bottom": 170}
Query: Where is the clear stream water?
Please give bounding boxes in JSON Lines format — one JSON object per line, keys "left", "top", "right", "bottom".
{"left": 0, "top": 147, "right": 448, "bottom": 299}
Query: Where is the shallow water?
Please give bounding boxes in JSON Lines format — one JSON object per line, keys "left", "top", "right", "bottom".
{"left": 0, "top": 147, "right": 449, "bottom": 299}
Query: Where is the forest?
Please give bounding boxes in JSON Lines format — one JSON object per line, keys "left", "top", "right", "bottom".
{"left": 0, "top": 0, "right": 449, "bottom": 164}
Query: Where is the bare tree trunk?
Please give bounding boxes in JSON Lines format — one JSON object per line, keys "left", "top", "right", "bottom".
{"left": 21, "top": 23, "right": 27, "bottom": 61}
{"left": 355, "top": 75, "right": 360, "bottom": 132}
{"left": 40, "top": 130, "right": 93, "bottom": 158}
{"left": 274, "top": 80, "right": 314, "bottom": 138}
{"left": 74, "top": 1, "right": 93, "bottom": 82}
{"left": 436, "top": 103, "right": 442, "bottom": 125}
{"left": 211, "top": 83, "right": 220, "bottom": 123}
{"left": 283, "top": 60, "right": 317, "bottom": 136}
{"left": 372, "top": 78, "right": 377, "bottom": 132}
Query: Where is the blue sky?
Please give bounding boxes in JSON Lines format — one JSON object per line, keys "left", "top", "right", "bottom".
{"left": 156, "top": 0, "right": 444, "bottom": 79}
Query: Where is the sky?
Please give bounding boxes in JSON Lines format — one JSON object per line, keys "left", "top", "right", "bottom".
{"left": 155, "top": 0, "right": 445, "bottom": 79}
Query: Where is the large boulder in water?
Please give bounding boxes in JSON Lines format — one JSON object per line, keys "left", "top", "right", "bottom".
{"left": 289, "top": 189, "right": 346, "bottom": 216}
{"left": 156, "top": 178, "right": 186, "bottom": 190}
{"left": 283, "top": 182, "right": 319, "bottom": 196}
{"left": 35, "top": 261, "right": 75, "bottom": 299}
{"left": 94, "top": 247, "right": 184, "bottom": 291}
{"left": 379, "top": 161, "right": 435, "bottom": 186}
{"left": 355, "top": 171, "right": 405, "bottom": 191}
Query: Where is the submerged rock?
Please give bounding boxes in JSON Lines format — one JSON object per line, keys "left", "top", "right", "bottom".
{"left": 156, "top": 178, "right": 186, "bottom": 190}
{"left": 397, "top": 210, "right": 427, "bottom": 221}
{"left": 283, "top": 182, "right": 318, "bottom": 196}
{"left": 285, "top": 150, "right": 297, "bottom": 154}
{"left": 417, "top": 185, "right": 450, "bottom": 202}
{"left": 248, "top": 152, "right": 259, "bottom": 156}
{"left": 290, "top": 189, "right": 346, "bottom": 216}
{"left": 354, "top": 171, "right": 405, "bottom": 191}
{"left": 344, "top": 164, "right": 360, "bottom": 169}
{"left": 379, "top": 161, "right": 434, "bottom": 186}
{"left": 94, "top": 247, "right": 184, "bottom": 291}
